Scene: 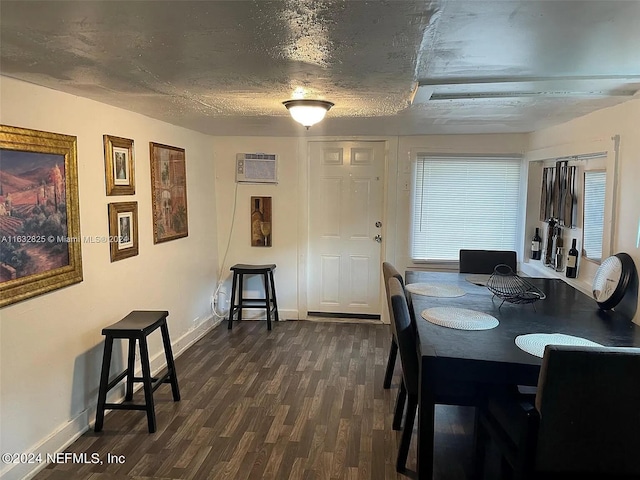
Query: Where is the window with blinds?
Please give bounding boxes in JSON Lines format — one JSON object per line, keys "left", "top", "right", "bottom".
{"left": 582, "top": 170, "right": 606, "bottom": 261}
{"left": 411, "top": 156, "right": 522, "bottom": 261}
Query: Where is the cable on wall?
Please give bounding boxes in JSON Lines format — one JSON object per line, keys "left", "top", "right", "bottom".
{"left": 211, "top": 181, "right": 239, "bottom": 319}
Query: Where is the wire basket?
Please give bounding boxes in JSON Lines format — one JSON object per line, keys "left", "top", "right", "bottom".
{"left": 487, "top": 264, "right": 547, "bottom": 306}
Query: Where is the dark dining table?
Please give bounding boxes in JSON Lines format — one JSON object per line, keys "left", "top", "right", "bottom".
{"left": 404, "top": 270, "right": 640, "bottom": 480}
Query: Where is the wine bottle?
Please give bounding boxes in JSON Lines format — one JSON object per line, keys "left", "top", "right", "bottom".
{"left": 531, "top": 227, "right": 542, "bottom": 260}
{"left": 566, "top": 238, "right": 579, "bottom": 278}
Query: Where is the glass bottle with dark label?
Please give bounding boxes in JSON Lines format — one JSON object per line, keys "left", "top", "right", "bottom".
{"left": 566, "top": 238, "right": 579, "bottom": 278}
{"left": 531, "top": 227, "right": 542, "bottom": 260}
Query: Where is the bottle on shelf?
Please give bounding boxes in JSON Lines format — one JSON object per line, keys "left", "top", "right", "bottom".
{"left": 566, "top": 238, "right": 579, "bottom": 278}
{"left": 554, "top": 235, "right": 564, "bottom": 272}
{"left": 531, "top": 227, "right": 542, "bottom": 260}
{"left": 544, "top": 219, "right": 557, "bottom": 267}
{"left": 555, "top": 246, "right": 564, "bottom": 272}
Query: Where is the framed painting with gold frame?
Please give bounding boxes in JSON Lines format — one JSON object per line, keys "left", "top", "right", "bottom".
{"left": 108, "top": 202, "right": 138, "bottom": 262}
{"left": 149, "top": 142, "right": 188, "bottom": 243}
{"left": 104, "top": 134, "right": 135, "bottom": 195}
{"left": 0, "top": 125, "right": 83, "bottom": 307}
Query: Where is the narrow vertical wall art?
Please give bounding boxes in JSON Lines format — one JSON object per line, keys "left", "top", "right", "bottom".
{"left": 250, "top": 196, "right": 272, "bottom": 247}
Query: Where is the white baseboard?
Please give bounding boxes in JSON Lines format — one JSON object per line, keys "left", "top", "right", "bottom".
{"left": 2, "top": 316, "right": 220, "bottom": 480}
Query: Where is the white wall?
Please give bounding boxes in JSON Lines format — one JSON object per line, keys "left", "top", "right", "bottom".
{"left": 525, "top": 98, "right": 640, "bottom": 323}
{"left": 210, "top": 134, "right": 529, "bottom": 322}
{"left": 211, "top": 137, "right": 301, "bottom": 319}
{"left": 0, "top": 77, "right": 219, "bottom": 480}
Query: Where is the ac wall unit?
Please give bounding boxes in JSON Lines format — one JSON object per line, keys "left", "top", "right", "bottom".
{"left": 236, "top": 153, "right": 278, "bottom": 184}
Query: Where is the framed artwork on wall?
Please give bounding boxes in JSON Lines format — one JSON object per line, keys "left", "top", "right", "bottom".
{"left": 149, "top": 142, "right": 188, "bottom": 243}
{"left": 251, "top": 196, "right": 272, "bottom": 247}
{"left": 108, "top": 202, "right": 139, "bottom": 262}
{"left": 103, "top": 135, "right": 135, "bottom": 195}
{"left": 0, "top": 125, "right": 83, "bottom": 307}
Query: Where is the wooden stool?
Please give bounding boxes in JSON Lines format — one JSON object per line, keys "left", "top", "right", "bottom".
{"left": 94, "top": 311, "right": 180, "bottom": 433}
{"left": 228, "top": 264, "right": 279, "bottom": 331}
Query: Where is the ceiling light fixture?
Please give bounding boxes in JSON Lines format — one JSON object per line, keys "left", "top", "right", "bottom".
{"left": 283, "top": 99, "right": 334, "bottom": 129}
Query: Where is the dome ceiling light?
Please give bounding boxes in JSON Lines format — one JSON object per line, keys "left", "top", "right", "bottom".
{"left": 282, "top": 99, "right": 334, "bottom": 129}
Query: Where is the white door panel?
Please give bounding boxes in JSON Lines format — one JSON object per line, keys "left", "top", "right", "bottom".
{"left": 308, "top": 141, "right": 385, "bottom": 316}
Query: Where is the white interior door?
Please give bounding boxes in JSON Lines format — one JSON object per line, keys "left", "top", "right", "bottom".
{"left": 307, "top": 141, "right": 385, "bottom": 316}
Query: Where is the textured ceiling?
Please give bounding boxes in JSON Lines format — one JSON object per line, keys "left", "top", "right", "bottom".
{"left": 1, "top": 0, "right": 639, "bottom": 136}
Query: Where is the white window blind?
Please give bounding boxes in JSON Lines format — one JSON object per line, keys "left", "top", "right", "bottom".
{"left": 583, "top": 170, "right": 606, "bottom": 261}
{"left": 411, "top": 156, "right": 522, "bottom": 261}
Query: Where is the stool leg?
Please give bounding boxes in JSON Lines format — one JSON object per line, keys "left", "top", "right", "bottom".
{"left": 263, "top": 272, "right": 272, "bottom": 330}
{"left": 269, "top": 270, "right": 279, "bottom": 322}
{"left": 95, "top": 336, "right": 114, "bottom": 432}
{"left": 160, "top": 322, "right": 181, "bottom": 401}
{"left": 228, "top": 272, "right": 238, "bottom": 329}
{"left": 125, "top": 338, "right": 136, "bottom": 401}
{"left": 138, "top": 336, "right": 157, "bottom": 433}
{"left": 237, "top": 273, "right": 244, "bottom": 321}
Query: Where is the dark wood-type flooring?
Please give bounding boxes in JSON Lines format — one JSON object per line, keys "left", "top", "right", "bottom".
{"left": 35, "top": 320, "right": 493, "bottom": 480}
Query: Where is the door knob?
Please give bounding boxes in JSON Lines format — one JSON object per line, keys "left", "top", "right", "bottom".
{"left": 374, "top": 234, "right": 382, "bottom": 243}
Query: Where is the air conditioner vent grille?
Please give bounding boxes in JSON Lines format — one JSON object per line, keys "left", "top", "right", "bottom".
{"left": 244, "top": 153, "right": 276, "bottom": 161}
{"left": 236, "top": 153, "right": 277, "bottom": 184}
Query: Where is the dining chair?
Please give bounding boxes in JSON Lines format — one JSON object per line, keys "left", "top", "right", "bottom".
{"left": 389, "top": 278, "right": 480, "bottom": 472}
{"left": 459, "top": 249, "right": 517, "bottom": 274}
{"left": 382, "top": 262, "right": 404, "bottom": 390}
{"left": 475, "top": 345, "right": 640, "bottom": 480}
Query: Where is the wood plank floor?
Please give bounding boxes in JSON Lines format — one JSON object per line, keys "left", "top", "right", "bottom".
{"left": 34, "top": 320, "right": 485, "bottom": 480}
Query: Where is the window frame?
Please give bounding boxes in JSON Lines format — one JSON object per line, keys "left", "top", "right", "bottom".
{"left": 409, "top": 153, "right": 527, "bottom": 265}
{"left": 521, "top": 136, "right": 619, "bottom": 291}
{"left": 581, "top": 167, "right": 607, "bottom": 265}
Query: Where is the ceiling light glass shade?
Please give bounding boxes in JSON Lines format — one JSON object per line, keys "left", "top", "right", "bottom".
{"left": 283, "top": 99, "right": 334, "bottom": 129}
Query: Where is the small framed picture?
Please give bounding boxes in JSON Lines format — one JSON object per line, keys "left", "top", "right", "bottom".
{"left": 108, "top": 202, "right": 139, "bottom": 262}
{"left": 104, "top": 135, "right": 135, "bottom": 195}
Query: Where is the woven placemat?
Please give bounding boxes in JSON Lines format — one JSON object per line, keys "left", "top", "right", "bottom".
{"left": 405, "top": 283, "right": 466, "bottom": 298}
{"left": 515, "top": 333, "right": 603, "bottom": 358}
{"left": 465, "top": 274, "right": 491, "bottom": 286}
{"left": 421, "top": 307, "right": 499, "bottom": 330}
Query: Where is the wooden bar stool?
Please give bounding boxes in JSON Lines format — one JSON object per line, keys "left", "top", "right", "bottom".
{"left": 228, "top": 264, "right": 279, "bottom": 330}
{"left": 94, "top": 311, "right": 180, "bottom": 433}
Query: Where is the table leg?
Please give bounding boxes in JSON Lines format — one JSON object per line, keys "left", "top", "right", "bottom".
{"left": 417, "top": 357, "right": 436, "bottom": 480}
